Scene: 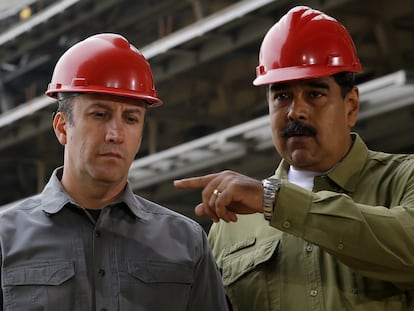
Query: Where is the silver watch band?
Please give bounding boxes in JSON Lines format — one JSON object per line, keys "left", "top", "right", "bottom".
{"left": 261, "top": 178, "right": 281, "bottom": 221}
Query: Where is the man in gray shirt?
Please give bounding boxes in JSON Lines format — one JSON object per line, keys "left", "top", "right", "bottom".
{"left": 0, "top": 33, "right": 228, "bottom": 311}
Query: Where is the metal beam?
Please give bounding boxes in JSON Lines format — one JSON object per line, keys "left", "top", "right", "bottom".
{"left": 141, "top": 0, "right": 276, "bottom": 59}
{"left": 0, "top": 0, "right": 80, "bottom": 46}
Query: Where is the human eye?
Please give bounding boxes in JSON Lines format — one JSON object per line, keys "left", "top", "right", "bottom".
{"left": 124, "top": 113, "right": 140, "bottom": 124}
{"left": 306, "top": 89, "right": 329, "bottom": 106}
{"left": 309, "top": 90, "right": 324, "bottom": 98}
{"left": 272, "top": 91, "right": 291, "bottom": 102}
{"left": 92, "top": 110, "right": 108, "bottom": 119}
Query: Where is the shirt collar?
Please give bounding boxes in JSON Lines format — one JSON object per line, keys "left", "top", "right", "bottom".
{"left": 118, "top": 182, "right": 149, "bottom": 220}
{"left": 41, "top": 166, "right": 148, "bottom": 219}
{"left": 41, "top": 167, "right": 76, "bottom": 214}
{"left": 275, "top": 133, "right": 368, "bottom": 193}
{"left": 327, "top": 133, "right": 368, "bottom": 193}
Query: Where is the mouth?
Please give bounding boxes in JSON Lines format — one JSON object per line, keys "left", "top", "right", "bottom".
{"left": 288, "top": 131, "right": 311, "bottom": 137}
{"left": 286, "top": 134, "right": 313, "bottom": 142}
{"left": 100, "top": 152, "right": 123, "bottom": 159}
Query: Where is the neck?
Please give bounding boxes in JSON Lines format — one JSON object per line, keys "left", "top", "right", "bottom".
{"left": 60, "top": 172, "right": 126, "bottom": 209}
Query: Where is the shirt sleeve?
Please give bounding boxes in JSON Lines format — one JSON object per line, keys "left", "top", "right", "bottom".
{"left": 187, "top": 226, "right": 229, "bottom": 311}
{"left": 270, "top": 180, "right": 414, "bottom": 290}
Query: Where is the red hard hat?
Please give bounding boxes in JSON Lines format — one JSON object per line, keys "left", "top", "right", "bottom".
{"left": 253, "top": 6, "right": 362, "bottom": 86}
{"left": 46, "top": 33, "right": 162, "bottom": 107}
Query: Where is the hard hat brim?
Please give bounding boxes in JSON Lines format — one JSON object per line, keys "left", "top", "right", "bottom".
{"left": 46, "top": 85, "right": 162, "bottom": 107}
{"left": 253, "top": 64, "right": 362, "bottom": 86}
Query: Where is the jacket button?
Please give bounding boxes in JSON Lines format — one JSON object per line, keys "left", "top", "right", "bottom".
{"left": 310, "top": 290, "right": 318, "bottom": 297}
{"left": 283, "top": 220, "right": 291, "bottom": 229}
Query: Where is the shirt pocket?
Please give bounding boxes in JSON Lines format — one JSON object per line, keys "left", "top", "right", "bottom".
{"left": 3, "top": 259, "right": 76, "bottom": 311}
{"left": 221, "top": 236, "right": 279, "bottom": 286}
{"left": 220, "top": 236, "right": 280, "bottom": 311}
{"left": 119, "top": 259, "right": 193, "bottom": 310}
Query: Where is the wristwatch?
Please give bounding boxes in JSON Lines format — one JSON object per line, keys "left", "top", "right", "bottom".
{"left": 261, "top": 178, "right": 281, "bottom": 221}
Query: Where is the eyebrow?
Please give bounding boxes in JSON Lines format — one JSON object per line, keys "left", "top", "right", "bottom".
{"left": 269, "top": 80, "right": 331, "bottom": 92}
{"left": 269, "top": 83, "right": 288, "bottom": 92}
{"left": 88, "top": 102, "right": 145, "bottom": 114}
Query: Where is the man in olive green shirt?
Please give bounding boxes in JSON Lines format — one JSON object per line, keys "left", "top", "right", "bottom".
{"left": 174, "top": 6, "right": 414, "bottom": 311}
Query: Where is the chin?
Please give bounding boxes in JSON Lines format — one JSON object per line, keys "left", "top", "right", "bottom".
{"left": 92, "top": 169, "right": 125, "bottom": 184}
{"left": 291, "top": 162, "right": 313, "bottom": 169}
{"left": 289, "top": 151, "right": 313, "bottom": 164}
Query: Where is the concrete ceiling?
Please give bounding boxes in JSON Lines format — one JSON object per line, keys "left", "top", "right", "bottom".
{"left": 0, "top": 0, "right": 413, "bottom": 230}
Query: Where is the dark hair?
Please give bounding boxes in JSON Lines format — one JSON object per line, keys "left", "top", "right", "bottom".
{"left": 332, "top": 72, "right": 356, "bottom": 98}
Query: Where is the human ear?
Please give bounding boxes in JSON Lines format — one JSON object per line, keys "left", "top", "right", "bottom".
{"left": 53, "top": 112, "right": 68, "bottom": 145}
{"left": 345, "top": 86, "right": 359, "bottom": 128}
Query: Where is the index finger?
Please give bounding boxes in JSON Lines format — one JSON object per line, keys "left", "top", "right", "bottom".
{"left": 173, "top": 173, "right": 219, "bottom": 189}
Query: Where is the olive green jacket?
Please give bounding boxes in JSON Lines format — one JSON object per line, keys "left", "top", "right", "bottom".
{"left": 209, "top": 134, "right": 414, "bottom": 311}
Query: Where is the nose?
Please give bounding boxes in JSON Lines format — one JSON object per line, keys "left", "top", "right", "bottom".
{"left": 105, "top": 117, "right": 124, "bottom": 144}
{"left": 287, "top": 96, "right": 308, "bottom": 121}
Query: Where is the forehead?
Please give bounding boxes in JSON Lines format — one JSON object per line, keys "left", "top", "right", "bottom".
{"left": 74, "top": 93, "right": 148, "bottom": 109}
{"left": 269, "top": 76, "right": 336, "bottom": 90}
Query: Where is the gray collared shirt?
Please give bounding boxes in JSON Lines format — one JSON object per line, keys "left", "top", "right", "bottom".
{"left": 0, "top": 168, "right": 228, "bottom": 311}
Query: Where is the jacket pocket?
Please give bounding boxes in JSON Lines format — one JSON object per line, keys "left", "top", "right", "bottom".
{"left": 221, "top": 236, "right": 279, "bottom": 286}
{"left": 3, "top": 260, "right": 75, "bottom": 311}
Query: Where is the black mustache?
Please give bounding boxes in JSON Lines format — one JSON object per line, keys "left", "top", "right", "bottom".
{"left": 281, "top": 121, "right": 317, "bottom": 138}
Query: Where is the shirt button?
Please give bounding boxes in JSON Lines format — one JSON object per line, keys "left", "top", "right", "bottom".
{"left": 310, "top": 290, "right": 318, "bottom": 297}
{"left": 282, "top": 220, "right": 291, "bottom": 229}
{"left": 95, "top": 231, "right": 101, "bottom": 237}
{"left": 306, "top": 245, "right": 313, "bottom": 252}
{"left": 98, "top": 269, "right": 106, "bottom": 277}
{"left": 337, "top": 242, "right": 344, "bottom": 250}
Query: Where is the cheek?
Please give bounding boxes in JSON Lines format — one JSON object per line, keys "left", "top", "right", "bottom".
{"left": 269, "top": 108, "right": 286, "bottom": 133}
{"left": 317, "top": 112, "right": 348, "bottom": 146}
{"left": 270, "top": 114, "right": 286, "bottom": 153}
{"left": 67, "top": 126, "right": 94, "bottom": 152}
{"left": 127, "top": 128, "right": 144, "bottom": 153}
{"left": 133, "top": 136, "right": 143, "bottom": 153}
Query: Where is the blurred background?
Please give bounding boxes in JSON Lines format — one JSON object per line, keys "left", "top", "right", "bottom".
{"left": 0, "top": 0, "right": 413, "bottom": 231}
